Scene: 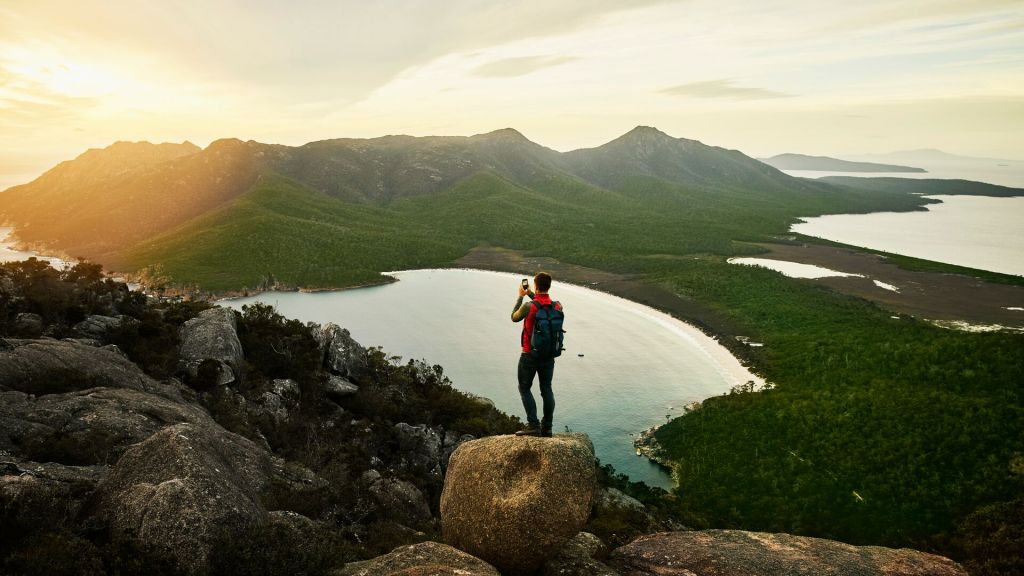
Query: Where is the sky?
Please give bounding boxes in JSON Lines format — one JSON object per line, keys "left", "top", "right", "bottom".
{"left": 1, "top": 0, "right": 1022, "bottom": 188}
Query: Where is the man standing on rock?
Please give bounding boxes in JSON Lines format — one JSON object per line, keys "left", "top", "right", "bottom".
{"left": 511, "top": 272, "right": 564, "bottom": 437}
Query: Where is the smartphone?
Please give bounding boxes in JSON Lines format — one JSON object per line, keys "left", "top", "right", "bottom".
{"left": 521, "top": 279, "right": 529, "bottom": 290}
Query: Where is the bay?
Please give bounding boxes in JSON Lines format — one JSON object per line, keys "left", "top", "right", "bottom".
{"left": 224, "top": 268, "right": 763, "bottom": 488}
{"left": 792, "top": 196, "right": 1024, "bottom": 277}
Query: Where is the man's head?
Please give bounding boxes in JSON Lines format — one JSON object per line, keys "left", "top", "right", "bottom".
{"left": 534, "top": 272, "right": 552, "bottom": 293}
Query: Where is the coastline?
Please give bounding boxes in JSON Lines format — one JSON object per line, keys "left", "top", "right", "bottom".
{"left": 209, "top": 274, "right": 399, "bottom": 302}
{"left": 737, "top": 241, "right": 1024, "bottom": 330}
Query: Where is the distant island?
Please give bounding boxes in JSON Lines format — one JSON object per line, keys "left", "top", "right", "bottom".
{"left": 761, "top": 153, "right": 926, "bottom": 173}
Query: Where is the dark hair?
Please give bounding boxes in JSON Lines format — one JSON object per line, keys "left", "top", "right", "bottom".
{"left": 534, "top": 272, "right": 552, "bottom": 292}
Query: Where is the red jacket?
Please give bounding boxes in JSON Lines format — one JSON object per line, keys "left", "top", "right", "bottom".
{"left": 521, "top": 294, "right": 562, "bottom": 353}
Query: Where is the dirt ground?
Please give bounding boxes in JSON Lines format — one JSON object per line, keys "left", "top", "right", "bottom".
{"left": 746, "top": 242, "right": 1024, "bottom": 330}
{"left": 457, "top": 244, "right": 1024, "bottom": 333}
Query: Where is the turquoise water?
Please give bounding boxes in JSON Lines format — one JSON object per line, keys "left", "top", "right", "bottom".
{"left": 224, "top": 269, "right": 762, "bottom": 488}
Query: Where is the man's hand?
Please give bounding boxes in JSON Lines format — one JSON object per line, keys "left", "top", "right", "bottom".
{"left": 518, "top": 283, "right": 529, "bottom": 297}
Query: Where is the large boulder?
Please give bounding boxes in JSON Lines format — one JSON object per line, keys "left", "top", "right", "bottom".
{"left": 338, "top": 541, "right": 500, "bottom": 576}
{"left": 95, "top": 423, "right": 274, "bottom": 575}
{"left": 321, "top": 323, "right": 368, "bottom": 379}
{"left": 0, "top": 338, "right": 177, "bottom": 398}
{"left": 440, "top": 433, "right": 598, "bottom": 575}
{"left": 178, "top": 307, "right": 244, "bottom": 385}
{"left": 0, "top": 387, "right": 214, "bottom": 464}
{"left": 442, "top": 430, "right": 475, "bottom": 474}
{"left": 609, "top": 530, "right": 969, "bottom": 576}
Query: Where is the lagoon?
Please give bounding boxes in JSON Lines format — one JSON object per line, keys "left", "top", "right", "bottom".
{"left": 224, "top": 268, "right": 762, "bottom": 488}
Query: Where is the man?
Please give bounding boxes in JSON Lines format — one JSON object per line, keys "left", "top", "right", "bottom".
{"left": 511, "top": 272, "right": 563, "bottom": 437}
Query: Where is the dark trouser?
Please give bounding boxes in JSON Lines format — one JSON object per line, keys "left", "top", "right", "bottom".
{"left": 517, "top": 353, "right": 555, "bottom": 430}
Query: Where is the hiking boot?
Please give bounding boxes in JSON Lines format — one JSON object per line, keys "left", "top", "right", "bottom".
{"left": 515, "top": 424, "right": 541, "bottom": 436}
{"left": 540, "top": 429, "right": 553, "bottom": 438}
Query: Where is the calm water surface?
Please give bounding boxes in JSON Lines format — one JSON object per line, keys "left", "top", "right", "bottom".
{"left": 793, "top": 196, "right": 1024, "bottom": 277}
{"left": 224, "top": 269, "right": 762, "bottom": 488}
{"left": 781, "top": 164, "right": 1024, "bottom": 188}
{"left": 728, "top": 257, "right": 863, "bottom": 279}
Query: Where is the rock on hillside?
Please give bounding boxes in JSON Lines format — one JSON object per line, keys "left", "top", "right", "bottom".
{"left": 0, "top": 387, "right": 212, "bottom": 464}
{"left": 440, "top": 433, "right": 597, "bottom": 575}
{"left": 540, "top": 531, "right": 618, "bottom": 576}
{"left": 338, "top": 541, "right": 500, "bottom": 576}
{"left": 0, "top": 338, "right": 179, "bottom": 399}
{"left": 178, "top": 307, "right": 244, "bottom": 385}
{"left": 609, "top": 530, "right": 969, "bottom": 576}
{"left": 320, "top": 322, "right": 368, "bottom": 380}
{"left": 95, "top": 423, "right": 275, "bottom": 575}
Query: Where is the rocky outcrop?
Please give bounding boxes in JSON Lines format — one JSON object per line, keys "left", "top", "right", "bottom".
{"left": 338, "top": 541, "right": 501, "bottom": 576}
{"left": 178, "top": 307, "right": 244, "bottom": 385}
{"left": 254, "top": 378, "right": 300, "bottom": 423}
{"left": 440, "top": 433, "right": 598, "bottom": 575}
{"left": 0, "top": 456, "right": 107, "bottom": 531}
{"left": 73, "top": 314, "right": 134, "bottom": 339}
{"left": 13, "top": 312, "right": 43, "bottom": 337}
{"left": 0, "top": 338, "right": 177, "bottom": 398}
{"left": 0, "top": 387, "right": 213, "bottom": 464}
{"left": 541, "top": 531, "right": 617, "bottom": 576}
{"left": 609, "top": 530, "right": 969, "bottom": 576}
{"left": 96, "top": 423, "right": 274, "bottom": 574}
{"left": 321, "top": 323, "right": 368, "bottom": 379}
{"left": 597, "top": 486, "right": 647, "bottom": 514}
{"left": 363, "top": 469, "right": 433, "bottom": 529}
{"left": 393, "top": 422, "right": 442, "bottom": 477}
{"left": 325, "top": 374, "right": 359, "bottom": 399}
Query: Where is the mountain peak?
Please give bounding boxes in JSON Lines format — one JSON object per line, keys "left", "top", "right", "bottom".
{"left": 205, "top": 138, "right": 248, "bottom": 151}
{"left": 622, "top": 125, "right": 672, "bottom": 139}
{"left": 473, "top": 127, "right": 529, "bottom": 142}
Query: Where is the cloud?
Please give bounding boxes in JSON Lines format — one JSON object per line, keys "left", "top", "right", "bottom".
{"left": 471, "top": 55, "right": 576, "bottom": 78}
{"left": 660, "top": 79, "right": 792, "bottom": 100}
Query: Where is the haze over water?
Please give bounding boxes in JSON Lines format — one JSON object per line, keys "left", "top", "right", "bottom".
{"left": 224, "top": 269, "right": 763, "bottom": 488}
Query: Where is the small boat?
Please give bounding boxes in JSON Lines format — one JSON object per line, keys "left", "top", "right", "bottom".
{"left": 636, "top": 448, "right": 642, "bottom": 456}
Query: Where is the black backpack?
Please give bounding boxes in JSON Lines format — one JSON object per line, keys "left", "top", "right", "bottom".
{"left": 530, "top": 300, "right": 565, "bottom": 361}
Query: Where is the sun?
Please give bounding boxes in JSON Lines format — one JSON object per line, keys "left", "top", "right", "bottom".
{"left": 2, "top": 45, "right": 122, "bottom": 99}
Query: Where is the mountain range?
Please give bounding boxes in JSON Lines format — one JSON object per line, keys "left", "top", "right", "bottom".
{"left": 0, "top": 126, "right": 930, "bottom": 289}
